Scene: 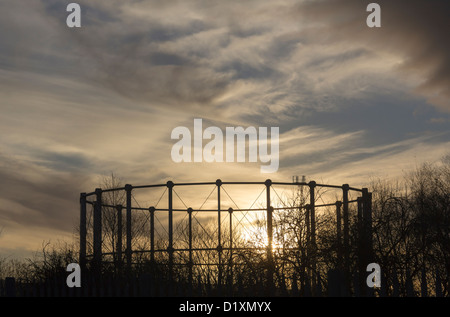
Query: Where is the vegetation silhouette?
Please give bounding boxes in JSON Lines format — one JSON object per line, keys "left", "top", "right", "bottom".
{"left": 1, "top": 157, "right": 449, "bottom": 297}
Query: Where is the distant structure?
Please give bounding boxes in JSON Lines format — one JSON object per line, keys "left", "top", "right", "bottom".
{"left": 291, "top": 175, "right": 306, "bottom": 183}
{"left": 79, "top": 179, "right": 373, "bottom": 296}
{"left": 292, "top": 175, "right": 306, "bottom": 198}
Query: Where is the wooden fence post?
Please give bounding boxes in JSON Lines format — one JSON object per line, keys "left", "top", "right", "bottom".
{"left": 435, "top": 270, "right": 443, "bottom": 297}
{"left": 421, "top": 267, "right": 428, "bottom": 297}
{"left": 5, "top": 277, "right": 16, "bottom": 297}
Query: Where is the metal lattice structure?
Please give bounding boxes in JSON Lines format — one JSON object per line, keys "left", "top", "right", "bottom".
{"left": 79, "top": 179, "right": 373, "bottom": 295}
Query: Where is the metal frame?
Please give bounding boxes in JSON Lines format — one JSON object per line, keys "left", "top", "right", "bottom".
{"left": 79, "top": 179, "right": 372, "bottom": 294}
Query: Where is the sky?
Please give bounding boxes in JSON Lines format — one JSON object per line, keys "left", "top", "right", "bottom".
{"left": 0, "top": 0, "right": 449, "bottom": 259}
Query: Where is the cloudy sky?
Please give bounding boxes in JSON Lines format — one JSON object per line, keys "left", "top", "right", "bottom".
{"left": 1, "top": 0, "right": 449, "bottom": 258}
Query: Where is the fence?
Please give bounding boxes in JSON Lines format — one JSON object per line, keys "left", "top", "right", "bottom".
{"left": 1, "top": 269, "right": 444, "bottom": 297}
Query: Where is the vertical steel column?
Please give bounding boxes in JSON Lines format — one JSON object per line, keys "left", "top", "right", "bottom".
{"left": 93, "top": 188, "right": 102, "bottom": 270}
{"left": 362, "top": 188, "right": 373, "bottom": 296}
{"left": 125, "top": 184, "right": 133, "bottom": 270}
{"left": 187, "top": 207, "right": 193, "bottom": 287}
{"left": 79, "top": 193, "right": 87, "bottom": 270}
{"left": 357, "top": 196, "right": 363, "bottom": 267}
{"left": 362, "top": 189, "right": 373, "bottom": 261}
{"left": 305, "top": 204, "right": 311, "bottom": 294}
{"left": 228, "top": 207, "right": 233, "bottom": 289}
{"left": 216, "top": 180, "right": 222, "bottom": 246}
{"left": 299, "top": 205, "right": 306, "bottom": 294}
{"left": 357, "top": 196, "right": 364, "bottom": 295}
{"left": 265, "top": 179, "right": 273, "bottom": 294}
{"left": 357, "top": 197, "right": 363, "bottom": 229}
{"left": 308, "top": 181, "right": 317, "bottom": 294}
{"left": 116, "top": 205, "right": 123, "bottom": 271}
{"left": 342, "top": 184, "right": 350, "bottom": 294}
{"left": 265, "top": 179, "right": 273, "bottom": 251}
{"left": 216, "top": 179, "right": 223, "bottom": 289}
{"left": 167, "top": 181, "right": 174, "bottom": 282}
{"left": 336, "top": 201, "right": 342, "bottom": 267}
{"left": 308, "top": 182, "right": 316, "bottom": 242}
{"left": 149, "top": 206, "right": 155, "bottom": 264}
{"left": 305, "top": 205, "right": 310, "bottom": 248}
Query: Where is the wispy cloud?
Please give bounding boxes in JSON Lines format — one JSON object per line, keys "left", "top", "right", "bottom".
{"left": 295, "top": 0, "right": 450, "bottom": 112}
{"left": 0, "top": 0, "right": 449, "bottom": 257}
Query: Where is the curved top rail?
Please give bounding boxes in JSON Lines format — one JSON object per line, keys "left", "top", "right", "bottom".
{"left": 82, "top": 180, "right": 365, "bottom": 197}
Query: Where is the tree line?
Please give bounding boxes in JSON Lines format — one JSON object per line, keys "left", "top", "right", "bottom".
{"left": 1, "top": 156, "right": 449, "bottom": 296}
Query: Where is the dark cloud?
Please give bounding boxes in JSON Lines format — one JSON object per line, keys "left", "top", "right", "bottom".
{"left": 221, "top": 60, "right": 278, "bottom": 80}
{"left": 37, "top": 0, "right": 232, "bottom": 114}
{"left": 3, "top": 0, "right": 449, "bottom": 114}
{"left": 1, "top": 0, "right": 449, "bottom": 257}
{"left": 0, "top": 0, "right": 232, "bottom": 115}
{"left": 297, "top": 0, "right": 450, "bottom": 112}
{"left": 33, "top": 151, "right": 93, "bottom": 172}
{"left": 0, "top": 153, "right": 90, "bottom": 231}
